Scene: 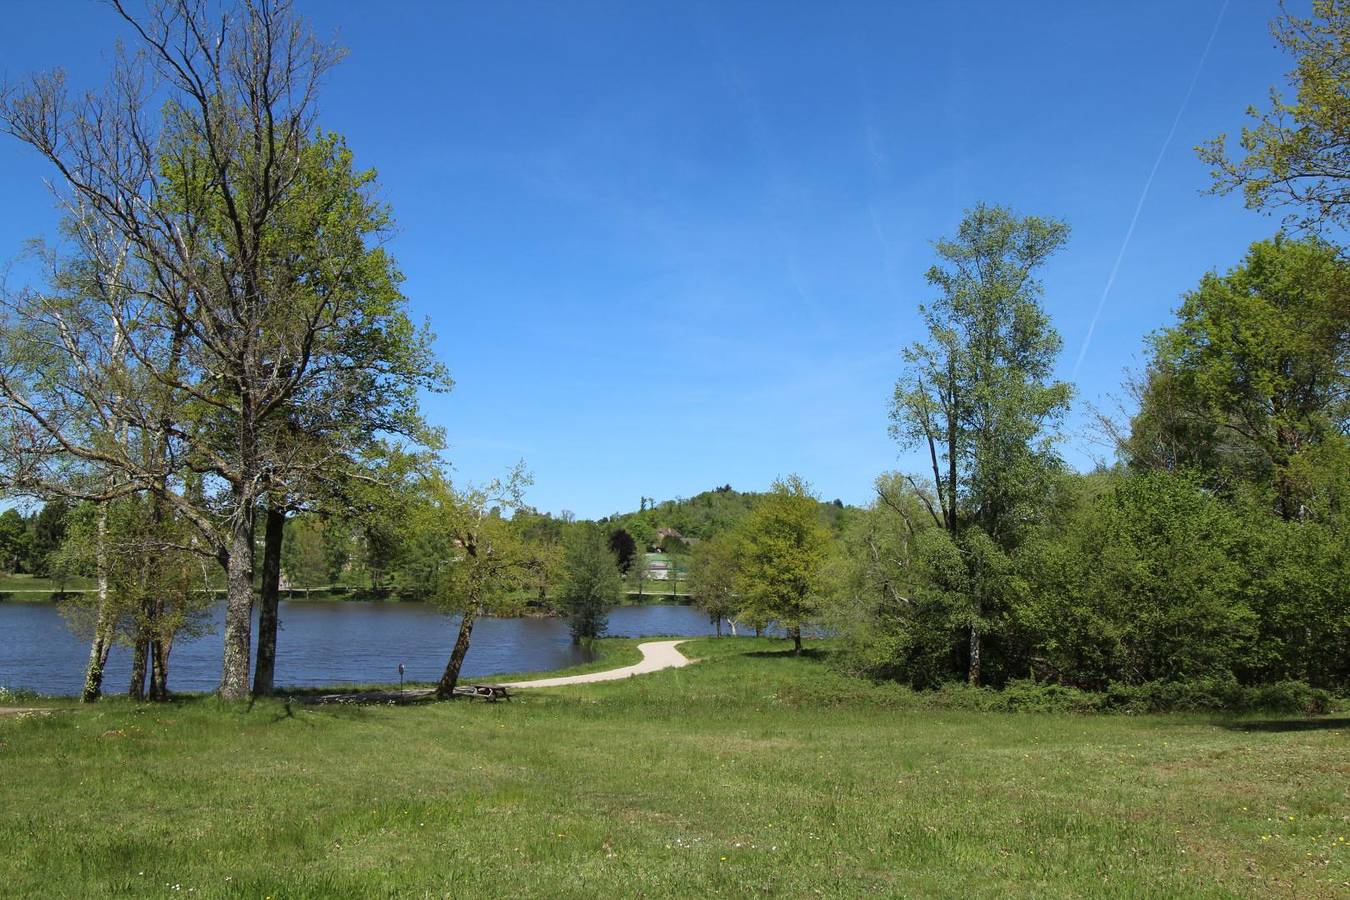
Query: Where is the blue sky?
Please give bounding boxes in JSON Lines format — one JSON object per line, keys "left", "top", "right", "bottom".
{"left": 1, "top": 1, "right": 1296, "bottom": 518}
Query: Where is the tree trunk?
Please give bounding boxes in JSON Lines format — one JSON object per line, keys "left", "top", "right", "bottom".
{"left": 252, "top": 505, "right": 286, "bottom": 697}
{"left": 150, "top": 633, "right": 171, "bottom": 701}
{"left": 128, "top": 630, "right": 150, "bottom": 700}
{"left": 436, "top": 610, "right": 477, "bottom": 698}
{"left": 791, "top": 626, "right": 802, "bottom": 655}
{"left": 82, "top": 626, "right": 114, "bottom": 703}
{"left": 715, "top": 616, "right": 722, "bottom": 637}
{"left": 81, "top": 502, "right": 114, "bottom": 703}
{"left": 82, "top": 612, "right": 114, "bottom": 703}
{"left": 142, "top": 471, "right": 171, "bottom": 702}
{"left": 968, "top": 625, "right": 982, "bottom": 685}
{"left": 129, "top": 563, "right": 154, "bottom": 700}
{"left": 219, "top": 503, "right": 256, "bottom": 701}
{"left": 946, "top": 360, "right": 959, "bottom": 536}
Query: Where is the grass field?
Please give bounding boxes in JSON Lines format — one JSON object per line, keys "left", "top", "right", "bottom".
{"left": 0, "top": 573, "right": 96, "bottom": 594}
{"left": 1, "top": 638, "right": 1346, "bottom": 897}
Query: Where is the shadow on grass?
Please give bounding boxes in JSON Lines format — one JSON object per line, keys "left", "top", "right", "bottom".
{"left": 242, "top": 697, "right": 297, "bottom": 722}
{"left": 274, "top": 683, "right": 433, "bottom": 698}
{"left": 275, "top": 690, "right": 434, "bottom": 707}
{"left": 742, "top": 648, "right": 831, "bottom": 661}
{"left": 1223, "top": 717, "right": 1350, "bottom": 733}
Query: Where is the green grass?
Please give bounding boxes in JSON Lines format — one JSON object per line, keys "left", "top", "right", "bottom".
{"left": 0, "top": 573, "right": 95, "bottom": 595}
{"left": 2, "top": 638, "right": 1347, "bottom": 897}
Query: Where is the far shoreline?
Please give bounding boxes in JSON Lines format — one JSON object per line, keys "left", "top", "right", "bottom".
{"left": 0, "top": 589, "right": 699, "bottom": 608}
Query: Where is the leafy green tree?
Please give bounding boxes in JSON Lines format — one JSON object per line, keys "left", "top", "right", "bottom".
{"left": 320, "top": 521, "right": 355, "bottom": 587}
{"left": 558, "top": 524, "right": 623, "bottom": 643}
{"left": 512, "top": 509, "right": 567, "bottom": 609}
{"left": 254, "top": 445, "right": 443, "bottom": 693}
{"left": 281, "top": 516, "right": 331, "bottom": 594}
{"left": 1017, "top": 471, "right": 1255, "bottom": 687}
{"left": 665, "top": 547, "right": 689, "bottom": 600}
{"left": 1238, "top": 438, "right": 1350, "bottom": 688}
{"left": 626, "top": 517, "right": 656, "bottom": 552}
{"left": 1199, "top": 0, "right": 1350, "bottom": 232}
{"left": 608, "top": 528, "right": 638, "bottom": 573}
{"left": 29, "top": 500, "right": 68, "bottom": 577}
{"left": 629, "top": 549, "right": 650, "bottom": 600}
{"left": 1138, "top": 237, "right": 1349, "bottom": 519}
{"left": 0, "top": 508, "right": 31, "bottom": 574}
{"left": 688, "top": 534, "right": 739, "bottom": 636}
{"left": 0, "top": 0, "right": 447, "bottom": 702}
{"left": 890, "top": 204, "right": 1071, "bottom": 682}
{"left": 54, "top": 495, "right": 213, "bottom": 700}
{"left": 823, "top": 474, "right": 925, "bottom": 677}
{"left": 363, "top": 517, "right": 405, "bottom": 594}
{"left": 605, "top": 487, "right": 775, "bottom": 546}
{"left": 415, "top": 465, "right": 533, "bottom": 698}
{"left": 733, "top": 475, "right": 831, "bottom": 654}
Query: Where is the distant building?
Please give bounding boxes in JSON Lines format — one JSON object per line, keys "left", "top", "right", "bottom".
{"left": 650, "top": 527, "right": 691, "bottom": 552}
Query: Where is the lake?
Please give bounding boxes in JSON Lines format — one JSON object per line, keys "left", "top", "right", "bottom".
{"left": 0, "top": 601, "right": 725, "bottom": 696}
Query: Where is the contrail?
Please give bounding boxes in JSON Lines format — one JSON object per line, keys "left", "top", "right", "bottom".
{"left": 1071, "top": 0, "right": 1230, "bottom": 381}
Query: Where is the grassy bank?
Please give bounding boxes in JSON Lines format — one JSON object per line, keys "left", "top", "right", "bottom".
{"left": 2, "top": 638, "right": 1346, "bottom": 897}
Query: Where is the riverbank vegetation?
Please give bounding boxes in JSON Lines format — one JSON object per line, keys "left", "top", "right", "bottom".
{"left": 2, "top": 638, "right": 1346, "bottom": 898}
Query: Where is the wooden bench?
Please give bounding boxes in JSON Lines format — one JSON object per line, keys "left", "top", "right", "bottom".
{"left": 451, "top": 683, "right": 512, "bottom": 702}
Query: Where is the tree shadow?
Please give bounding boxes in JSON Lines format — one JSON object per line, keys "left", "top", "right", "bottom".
{"left": 265, "top": 701, "right": 298, "bottom": 723}
{"left": 1222, "top": 717, "right": 1350, "bottom": 733}
{"left": 742, "top": 648, "right": 831, "bottom": 661}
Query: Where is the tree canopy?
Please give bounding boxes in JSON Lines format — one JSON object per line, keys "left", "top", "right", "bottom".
{"left": 1199, "top": 0, "right": 1350, "bottom": 233}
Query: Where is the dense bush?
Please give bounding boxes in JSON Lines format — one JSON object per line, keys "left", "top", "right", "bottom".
{"left": 833, "top": 236, "right": 1349, "bottom": 696}
{"left": 1102, "top": 679, "right": 1334, "bottom": 716}
{"left": 780, "top": 667, "right": 1336, "bottom": 715}
{"left": 1016, "top": 471, "right": 1258, "bottom": 688}
{"left": 926, "top": 679, "right": 1333, "bottom": 715}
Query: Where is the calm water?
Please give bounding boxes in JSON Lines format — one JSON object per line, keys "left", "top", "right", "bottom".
{"left": 0, "top": 601, "right": 722, "bottom": 696}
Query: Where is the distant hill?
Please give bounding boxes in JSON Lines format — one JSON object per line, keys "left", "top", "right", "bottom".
{"left": 599, "top": 485, "right": 851, "bottom": 550}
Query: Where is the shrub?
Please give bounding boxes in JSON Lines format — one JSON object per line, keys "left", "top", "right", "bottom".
{"left": 825, "top": 677, "right": 1338, "bottom": 715}
{"left": 0, "top": 685, "right": 42, "bottom": 703}
{"left": 925, "top": 680, "right": 1104, "bottom": 714}
{"left": 1102, "top": 678, "right": 1333, "bottom": 715}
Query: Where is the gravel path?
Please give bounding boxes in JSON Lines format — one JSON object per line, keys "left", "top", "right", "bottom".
{"left": 496, "top": 639, "right": 692, "bottom": 688}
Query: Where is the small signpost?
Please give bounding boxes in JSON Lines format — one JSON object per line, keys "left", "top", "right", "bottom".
{"left": 398, "top": 663, "right": 406, "bottom": 703}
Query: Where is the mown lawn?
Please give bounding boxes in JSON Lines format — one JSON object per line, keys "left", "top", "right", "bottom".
{"left": 1, "top": 638, "right": 1346, "bottom": 898}
{"left": 0, "top": 573, "right": 96, "bottom": 595}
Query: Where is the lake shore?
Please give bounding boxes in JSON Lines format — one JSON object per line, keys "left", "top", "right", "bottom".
{"left": 0, "top": 586, "right": 699, "bottom": 608}
{"left": 0, "top": 601, "right": 724, "bottom": 697}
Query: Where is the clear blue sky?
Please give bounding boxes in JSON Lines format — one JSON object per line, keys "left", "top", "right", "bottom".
{"left": 1, "top": 1, "right": 1296, "bottom": 518}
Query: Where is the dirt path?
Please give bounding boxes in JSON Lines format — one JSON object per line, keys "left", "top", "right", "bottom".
{"left": 497, "top": 639, "right": 692, "bottom": 688}
{"left": 294, "top": 640, "right": 695, "bottom": 704}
